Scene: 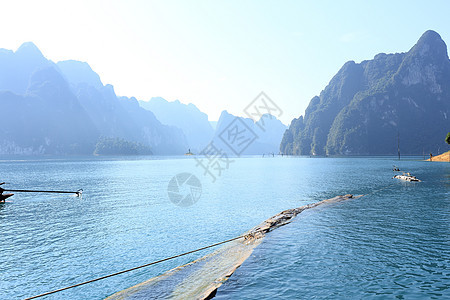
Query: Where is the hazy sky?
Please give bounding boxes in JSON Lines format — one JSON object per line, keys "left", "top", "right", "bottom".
{"left": 1, "top": 0, "right": 449, "bottom": 124}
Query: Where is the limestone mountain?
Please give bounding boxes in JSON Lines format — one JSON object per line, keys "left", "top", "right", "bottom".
{"left": 57, "top": 60, "right": 187, "bottom": 154}
{"left": 119, "top": 96, "right": 187, "bottom": 154}
{"left": 213, "top": 110, "right": 287, "bottom": 155}
{"left": 57, "top": 60, "right": 103, "bottom": 89}
{"left": 0, "top": 42, "right": 52, "bottom": 95}
{"left": 281, "top": 30, "right": 450, "bottom": 155}
{"left": 0, "top": 43, "right": 187, "bottom": 155}
{"left": 0, "top": 66, "right": 98, "bottom": 154}
{"left": 139, "top": 97, "right": 214, "bottom": 153}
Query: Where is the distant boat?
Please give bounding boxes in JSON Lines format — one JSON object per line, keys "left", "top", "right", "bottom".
{"left": 185, "top": 149, "right": 195, "bottom": 156}
{"left": 393, "top": 172, "right": 421, "bottom": 182}
{"left": 392, "top": 165, "right": 400, "bottom": 171}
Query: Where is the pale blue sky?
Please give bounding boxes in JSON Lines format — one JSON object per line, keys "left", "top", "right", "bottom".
{"left": 1, "top": 0, "right": 449, "bottom": 124}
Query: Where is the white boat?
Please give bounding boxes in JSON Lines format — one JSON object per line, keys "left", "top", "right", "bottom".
{"left": 393, "top": 172, "right": 421, "bottom": 182}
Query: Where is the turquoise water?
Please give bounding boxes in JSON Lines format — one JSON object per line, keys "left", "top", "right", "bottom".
{"left": 216, "top": 159, "right": 450, "bottom": 299}
{"left": 0, "top": 156, "right": 448, "bottom": 299}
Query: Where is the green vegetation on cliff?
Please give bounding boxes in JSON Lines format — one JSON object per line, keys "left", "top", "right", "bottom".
{"left": 281, "top": 30, "right": 450, "bottom": 155}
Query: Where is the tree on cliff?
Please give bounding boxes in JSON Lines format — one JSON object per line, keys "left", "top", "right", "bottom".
{"left": 446, "top": 132, "right": 450, "bottom": 144}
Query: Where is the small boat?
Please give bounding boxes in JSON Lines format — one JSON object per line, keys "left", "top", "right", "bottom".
{"left": 392, "top": 165, "right": 400, "bottom": 171}
{"left": 184, "top": 149, "right": 195, "bottom": 156}
{"left": 0, "top": 182, "right": 13, "bottom": 202}
{"left": 393, "top": 172, "right": 421, "bottom": 182}
{"left": 0, "top": 193, "right": 14, "bottom": 202}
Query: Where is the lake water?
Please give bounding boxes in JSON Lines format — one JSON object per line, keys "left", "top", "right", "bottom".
{"left": 0, "top": 156, "right": 448, "bottom": 299}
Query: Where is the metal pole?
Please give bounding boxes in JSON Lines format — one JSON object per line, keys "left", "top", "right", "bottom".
{"left": 0, "top": 187, "right": 82, "bottom": 196}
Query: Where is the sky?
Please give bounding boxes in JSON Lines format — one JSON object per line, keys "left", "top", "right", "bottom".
{"left": 1, "top": 0, "right": 450, "bottom": 124}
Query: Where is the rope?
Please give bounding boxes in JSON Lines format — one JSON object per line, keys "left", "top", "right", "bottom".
{"left": 23, "top": 234, "right": 249, "bottom": 300}
{"left": 23, "top": 183, "right": 398, "bottom": 299}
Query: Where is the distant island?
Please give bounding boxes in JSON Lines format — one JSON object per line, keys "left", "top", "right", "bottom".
{"left": 281, "top": 30, "right": 450, "bottom": 156}
{"left": 94, "top": 137, "right": 152, "bottom": 156}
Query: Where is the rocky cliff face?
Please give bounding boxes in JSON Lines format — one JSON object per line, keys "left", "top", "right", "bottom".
{"left": 281, "top": 30, "right": 450, "bottom": 155}
{"left": 139, "top": 97, "right": 214, "bottom": 153}
{"left": 0, "top": 66, "right": 99, "bottom": 155}
{"left": 213, "top": 110, "right": 287, "bottom": 155}
{"left": 0, "top": 43, "right": 188, "bottom": 155}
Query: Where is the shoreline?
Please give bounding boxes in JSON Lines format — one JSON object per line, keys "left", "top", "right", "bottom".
{"left": 426, "top": 151, "right": 450, "bottom": 162}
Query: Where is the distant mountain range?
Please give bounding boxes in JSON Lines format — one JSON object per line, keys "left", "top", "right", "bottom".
{"left": 3, "top": 32, "right": 447, "bottom": 156}
{"left": 212, "top": 110, "right": 287, "bottom": 155}
{"left": 281, "top": 30, "right": 450, "bottom": 155}
{"left": 139, "top": 98, "right": 287, "bottom": 155}
{"left": 139, "top": 98, "right": 214, "bottom": 153}
{"left": 0, "top": 42, "right": 187, "bottom": 154}
{"left": 0, "top": 42, "right": 287, "bottom": 155}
